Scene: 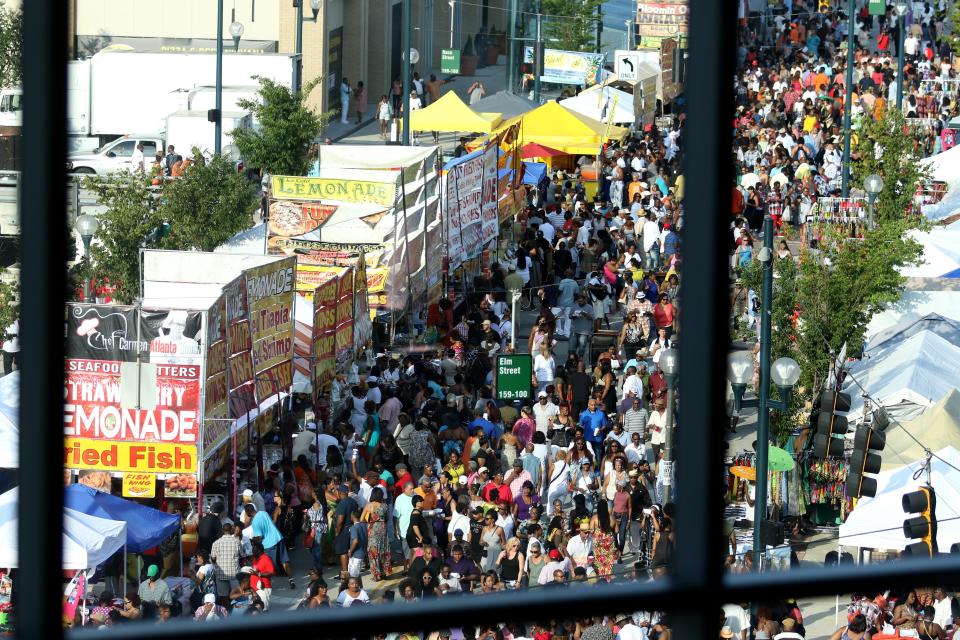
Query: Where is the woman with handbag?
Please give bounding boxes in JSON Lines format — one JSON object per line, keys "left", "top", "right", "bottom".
{"left": 304, "top": 488, "right": 329, "bottom": 574}
{"left": 361, "top": 488, "right": 393, "bottom": 582}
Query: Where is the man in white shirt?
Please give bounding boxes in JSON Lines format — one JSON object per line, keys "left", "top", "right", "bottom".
{"left": 772, "top": 618, "right": 804, "bottom": 640}
{"left": 292, "top": 423, "right": 340, "bottom": 468}
{"left": 532, "top": 391, "right": 560, "bottom": 435}
{"left": 647, "top": 398, "right": 668, "bottom": 459}
{"left": 932, "top": 587, "right": 954, "bottom": 630}
{"left": 624, "top": 431, "right": 646, "bottom": 466}
{"left": 538, "top": 219, "right": 556, "bottom": 243}
{"left": 615, "top": 613, "right": 646, "bottom": 640}
{"left": 2, "top": 318, "right": 18, "bottom": 375}
{"left": 537, "top": 548, "right": 569, "bottom": 585}
{"left": 565, "top": 522, "right": 594, "bottom": 570}
{"left": 722, "top": 603, "right": 751, "bottom": 640}
{"left": 622, "top": 366, "right": 644, "bottom": 399}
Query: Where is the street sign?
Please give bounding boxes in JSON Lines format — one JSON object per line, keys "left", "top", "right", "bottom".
{"left": 868, "top": 0, "right": 885, "bottom": 15}
{"left": 495, "top": 354, "right": 532, "bottom": 401}
{"left": 615, "top": 49, "right": 641, "bottom": 82}
{"left": 441, "top": 48, "right": 461, "bottom": 74}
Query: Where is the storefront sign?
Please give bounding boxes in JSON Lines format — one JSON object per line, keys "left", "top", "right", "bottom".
{"left": 271, "top": 176, "right": 397, "bottom": 207}
{"left": 636, "top": 1, "right": 688, "bottom": 39}
{"left": 441, "top": 48, "right": 461, "bottom": 74}
{"left": 122, "top": 472, "right": 156, "bottom": 498}
{"left": 494, "top": 354, "right": 532, "bottom": 401}
{"left": 64, "top": 438, "right": 197, "bottom": 474}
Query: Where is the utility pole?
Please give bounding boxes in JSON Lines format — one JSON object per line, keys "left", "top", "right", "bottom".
{"left": 294, "top": 0, "right": 304, "bottom": 94}
{"left": 595, "top": 2, "right": 603, "bottom": 54}
{"left": 215, "top": 0, "right": 223, "bottom": 155}
{"left": 402, "top": 0, "right": 411, "bottom": 145}
{"left": 507, "top": 0, "right": 518, "bottom": 93}
{"left": 661, "top": 362, "right": 678, "bottom": 503}
{"left": 534, "top": 0, "right": 542, "bottom": 103}
{"left": 840, "top": 0, "right": 854, "bottom": 197}
{"left": 753, "top": 215, "right": 774, "bottom": 564}
{"left": 896, "top": 8, "right": 906, "bottom": 110}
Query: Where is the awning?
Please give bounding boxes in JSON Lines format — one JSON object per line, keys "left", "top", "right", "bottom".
{"left": 492, "top": 101, "right": 629, "bottom": 155}
{"left": 410, "top": 91, "right": 503, "bottom": 133}
{"left": 522, "top": 143, "right": 566, "bottom": 159}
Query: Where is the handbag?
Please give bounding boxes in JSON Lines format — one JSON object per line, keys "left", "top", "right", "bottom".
{"left": 303, "top": 527, "right": 316, "bottom": 549}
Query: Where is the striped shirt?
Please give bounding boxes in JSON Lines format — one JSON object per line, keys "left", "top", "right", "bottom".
{"left": 622, "top": 407, "right": 649, "bottom": 440}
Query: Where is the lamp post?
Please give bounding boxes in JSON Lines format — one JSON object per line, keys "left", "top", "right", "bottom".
{"left": 214, "top": 1, "right": 244, "bottom": 156}
{"left": 401, "top": 0, "right": 411, "bottom": 145}
{"left": 726, "top": 215, "right": 801, "bottom": 570}
{"left": 294, "top": 0, "right": 323, "bottom": 95}
{"left": 76, "top": 214, "right": 99, "bottom": 303}
{"left": 624, "top": 19, "right": 633, "bottom": 51}
{"left": 895, "top": 1, "right": 908, "bottom": 111}
{"left": 840, "top": 0, "right": 854, "bottom": 197}
{"left": 660, "top": 347, "right": 680, "bottom": 504}
{"left": 533, "top": 0, "right": 542, "bottom": 104}
{"left": 864, "top": 173, "right": 884, "bottom": 231}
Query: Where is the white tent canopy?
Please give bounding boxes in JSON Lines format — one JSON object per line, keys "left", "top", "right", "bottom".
{"left": 840, "top": 447, "right": 960, "bottom": 550}
{"left": 920, "top": 143, "right": 960, "bottom": 185}
{"left": 865, "top": 312, "right": 960, "bottom": 355}
{"left": 560, "top": 87, "right": 636, "bottom": 125}
{"left": 0, "top": 488, "right": 127, "bottom": 569}
{"left": 866, "top": 290, "right": 960, "bottom": 340}
{"left": 900, "top": 228, "right": 960, "bottom": 278}
{"left": 0, "top": 371, "right": 17, "bottom": 468}
{"left": 842, "top": 330, "right": 960, "bottom": 424}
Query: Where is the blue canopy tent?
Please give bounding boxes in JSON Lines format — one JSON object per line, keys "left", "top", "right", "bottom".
{"left": 65, "top": 484, "right": 180, "bottom": 553}
{"left": 522, "top": 161, "right": 548, "bottom": 188}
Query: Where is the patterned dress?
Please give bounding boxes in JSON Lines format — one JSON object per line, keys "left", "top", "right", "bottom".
{"left": 366, "top": 501, "right": 392, "bottom": 581}
{"left": 592, "top": 530, "right": 616, "bottom": 580}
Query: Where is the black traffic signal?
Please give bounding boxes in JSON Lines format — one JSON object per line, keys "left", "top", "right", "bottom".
{"left": 814, "top": 390, "right": 850, "bottom": 457}
{"left": 903, "top": 486, "right": 937, "bottom": 557}
{"left": 846, "top": 425, "right": 885, "bottom": 499}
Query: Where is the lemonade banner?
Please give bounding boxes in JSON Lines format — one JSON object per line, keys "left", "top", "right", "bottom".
{"left": 271, "top": 176, "right": 397, "bottom": 207}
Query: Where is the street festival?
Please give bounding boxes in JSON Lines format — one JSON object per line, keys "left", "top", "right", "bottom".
{"left": 6, "top": 0, "right": 960, "bottom": 636}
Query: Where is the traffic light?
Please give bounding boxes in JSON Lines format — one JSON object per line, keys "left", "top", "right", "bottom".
{"left": 814, "top": 390, "right": 850, "bottom": 457}
{"left": 846, "top": 425, "right": 885, "bottom": 499}
{"left": 903, "top": 486, "right": 937, "bottom": 557}
{"left": 818, "top": 0, "right": 831, "bottom": 14}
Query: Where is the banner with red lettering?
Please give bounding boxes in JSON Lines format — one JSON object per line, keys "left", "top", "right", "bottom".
{"left": 334, "top": 267, "right": 354, "bottom": 364}
{"left": 224, "top": 274, "right": 256, "bottom": 419}
{"left": 243, "top": 258, "right": 296, "bottom": 403}
{"left": 311, "top": 274, "right": 338, "bottom": 404}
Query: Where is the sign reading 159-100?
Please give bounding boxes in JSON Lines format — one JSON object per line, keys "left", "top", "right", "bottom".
{"left": 495, "top": 354, "right": 532, "bottom": 402}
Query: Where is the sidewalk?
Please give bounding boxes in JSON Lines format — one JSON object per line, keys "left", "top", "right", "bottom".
{"left": 330, "top": 60, "right": 510, "bottom": 153}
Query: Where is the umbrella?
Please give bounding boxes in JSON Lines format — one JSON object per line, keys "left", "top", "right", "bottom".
{"left": 522, "top": 143, "right": 567, "bottom": 159}
{"left": 740, "top": 172, "right": 760, "bottom": 189}
{"left": 770, "top": 172, "right": 789, "bottom": 187}
{"left": 729, "top": 465, "right": 756, "bottom": 481}
{"left": 767, "top": 445, "right": 795, "bottom": 472}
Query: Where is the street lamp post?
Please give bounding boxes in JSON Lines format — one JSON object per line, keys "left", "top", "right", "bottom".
{"left": 533, "top": 0, "right": 542, "bottom": 104}
{"left": 214, "top": 2, "right": 244, "bottom": 156}
{"left": 841, "top": 0, "right": 854, "bottom": 197}
{"left": 294, "top": 0, "right": 323, "bottom": 95}
{"left": 864, "top": 173, "right": 884, "bottom": 231}
{"left": 660, "top": 347, "right": 680, "bottom": 504}
{"left": 401, "top": 0, "right": 411, "bottom": 145}
{"left": 895, "top": 1, "right": 909, "bottom": 110}
{"left": 76, "top": 214, "right": 99, "bottom": 303}
{"left": 624, "top": 19, "right": 633, "bottom": 51}
{"left": 726, "top": 215, "right": 801, "bottom": 570}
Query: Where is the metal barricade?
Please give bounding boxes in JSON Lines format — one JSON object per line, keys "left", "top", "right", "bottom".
{"left": 807, "top": 196, "right": 867, "bottom": 223}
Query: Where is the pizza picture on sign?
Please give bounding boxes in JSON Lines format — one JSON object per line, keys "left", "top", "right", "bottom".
{"left": 268, "top": 201, "right": 338, "bottom": 237}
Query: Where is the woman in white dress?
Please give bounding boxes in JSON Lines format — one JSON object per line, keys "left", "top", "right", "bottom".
{"left": 546, "top": 449, "right": 571, "bottom": 515}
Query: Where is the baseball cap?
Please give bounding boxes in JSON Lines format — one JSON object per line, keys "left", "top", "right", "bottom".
{"left": 537, "top": 390, "right": 547, "bottom": 398}
{"left": 203, "top": 593, "right": 216, "bottom": 604}
{"left": 146, "top": 565, "right": 159, "bottom": 578}
{"left": 242, "top": 489, "right": 253, "bottom": 498}
{"left": 548, "top": 549, "right": 561, "bottom": 560}
{"left": 478, "top": 466, "right": 489, "bottom": 474}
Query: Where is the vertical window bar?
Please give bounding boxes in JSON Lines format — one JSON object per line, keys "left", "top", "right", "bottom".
{"left": 18, "top": 0, "right": 67, "bottom": 638}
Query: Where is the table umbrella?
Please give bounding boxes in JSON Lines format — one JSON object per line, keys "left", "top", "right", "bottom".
{"left": 767, "top": 445, "right": 795, "bottom": 472}
{"left": 740, "top": 172, "right": 760, "bottom": 189}
{"left": 729, "top": 465, "right": 757, "bottom": 481}
{"left": 521, "top": 143, "right": 566, "bottom": 159}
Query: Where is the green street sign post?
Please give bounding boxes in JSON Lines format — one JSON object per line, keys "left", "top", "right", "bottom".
{"left": 441, "top": 48, "right": 461, "bottom": 74}
{"left": 868, "top": 0, "right": 885, "bottom": 15}
{"left": 495, "top": 354, "right": 532, "bottom": 401}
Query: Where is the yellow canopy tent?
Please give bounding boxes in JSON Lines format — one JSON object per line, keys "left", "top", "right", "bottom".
{"left": 494, "top": 101, "right": 629, "bottom": 155}
{"left": 409, "top": 91, "right": 503, "bottom": 133}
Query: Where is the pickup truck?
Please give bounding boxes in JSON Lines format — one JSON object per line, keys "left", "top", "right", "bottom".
{"left": 67, "top": 134, "right": 165, "bottom": 175}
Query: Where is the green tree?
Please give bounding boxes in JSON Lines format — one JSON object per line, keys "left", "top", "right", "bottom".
{"left": 541, "top": 0, "right": 602, "bottom": 53}
{"left": 82, "top": 172, "right": 165, "bottom": 304}
{"left": 159, "top": 150, "right": 259, "bottom": 251}
{"left": 0, "top": 6, "right": 22, "bottom": 87}
{"left": 0, "top": 268, "right": 18, "bottom": 335}
{"left": 232, "top": 76, "right": 334, "bottom": 176}
{"left": 851, "top": 109, "right": 930, "bottom": 226}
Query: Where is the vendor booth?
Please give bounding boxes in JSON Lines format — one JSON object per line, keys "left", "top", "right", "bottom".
{"left": 494, "top": 101, "right": 629, "bottom": 155}
{"left": 879, "top": 390, "right": 960, "bottom": 470}
{"left": 469, "top": 90, "right": 539, "bottom": 120}
{"left": 560, "top": 85, "right": 637, "bottom": 126}
{"left": 64, "top": 484, "right": 180, "bottom": 553}
{"left": 409, "top": 91, "right": 503, "bottom": 134}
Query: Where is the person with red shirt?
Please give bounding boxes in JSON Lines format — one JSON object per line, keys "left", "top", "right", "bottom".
{"left": 249, "top": 542, "right": 275, "bottom": 611}
{"left": 482, "top": 472, "right": 513, "bottom": 506}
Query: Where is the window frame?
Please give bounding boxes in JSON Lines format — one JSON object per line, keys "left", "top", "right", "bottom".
{"left": 18, "top": 0, "right": 960, "bottom": 638}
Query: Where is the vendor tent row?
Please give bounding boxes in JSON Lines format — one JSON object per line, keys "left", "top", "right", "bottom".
{"left": 0, "top": 484, "right": 179, "bottom": 569}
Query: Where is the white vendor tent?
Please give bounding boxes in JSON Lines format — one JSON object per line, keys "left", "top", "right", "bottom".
{"left": 840, "top": 446, "right": 960, "bottom": 550}
{"left": 864, "top": 312, "right": 960, "bottom": 356}
{"left": 920, "top": 144, "right": 960, "bottom": 185}
{"left": 560, "top": 86, "right": 636, "bottom": 125}
{"left": 0, "top": 371, "right": 17, "bottom": 468}
{"left": 842, "top": 330, "right": 960, "bottom": 425}
{"left": 881, "top": 390, "right": 960, "bottom": 470}
{"left": 920, "top": 184, "right": 960, "bottom": 221}
{"left": 900, "top": 228, "right": 960, "bottom": 278}
{"left": 0, "top": 487, "right": 127, "bottom": 569}
{"left": 865, "top": 290, "right": 960, "bottom": 340}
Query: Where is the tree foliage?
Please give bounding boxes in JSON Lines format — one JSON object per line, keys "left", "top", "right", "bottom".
{"left": 232, "top": 76, "right": 334, "bottom": 176}
{"left": 0, "top": 268, "right": 18, "bottom": 334}
{"left": 159, "top": 150, "right": 259, "bottom": 252}
{"left": 541, "top": 0, "right": 602, "bottom": 53}
{"left": 0, "top": 5, "right": 21, "bottom": 88}
{"left": 83, "top": 155, "right": 257, "bottom": 304}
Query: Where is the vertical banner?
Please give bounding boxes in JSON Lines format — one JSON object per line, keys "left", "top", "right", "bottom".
{"left": 443, "top": 144, "right": 501, "bottom": 271}
{"left": 224, "top": 274, "right": 256, "bottom": 419}
{"left": 335, "top": 268, "right": 354, "bottom": 364}
{"left": 202, "top": 293, "right": 229, "bottom": 457}
{"left": 311, "top": 274, "right": 339, "bottom": 404}
{"left": 353, "top": 251, "right": 373, "bottom": 344}
{"left": 244, "top": 257, "right": 296, "bottom": 404}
